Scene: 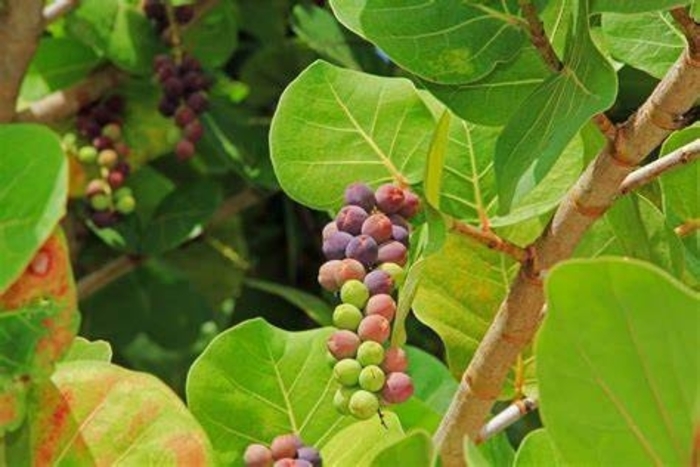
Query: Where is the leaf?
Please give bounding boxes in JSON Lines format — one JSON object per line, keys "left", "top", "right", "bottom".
{"left": 181, "top": 0, "right": 238, "bottom": 68}
{"left": 270, "top": 60, "right": 435, "bottom": 210}
{"left": 424, "top": 110, "right": 451, "bottom": 209}
{"left": 513, "top": 429, "right": 565, "bottom": 467}
{"left": 62, "top": 337, "right": 112, "bottom": 363}
{"left": 391, "top": 259, "right": 426, "bottom": 348}
{"left": 495, "top": 0, "right": 617, "bottom": 213}
{"left": 412, "top": 233, "right": 515, "bottom": 378}
{"left": 5, "top": 361, "right": 214, "bottom": 465}
{"left": 659, "top": 124, "right": 700, "bottom": 223}
{"left": 601, "top": 11, "right": 685, "bottom": 79}
{"left": 321, "top": 412, "right": 404, "bottom": 466}
{"left": 65, "top": 0, "right": 163, "bottom": 75}
{"left": 465, "top": 432, "right": 515, "bottom": 467}
{"left": 186, "top": 318, "right": 351, "bottom": 465}
{"left": 538, "top": 258, "right": 699, "bottom": 465}
{"left": 369, "top": 430, "right": 434, "bottom": 466}
{"left": 591, "top": 0, "right": 691, "bottom": 14}
{"left": 244, "top": 278, "right": 334, "bottom": 326}
{"left": 330, "top": 0, "right": 527, "bottom": 84}
{"left": 235, "top": 0, "right": 290, "bottom": 43}
{"left": 0, "top": 124, "right": 67, "bottom": 293}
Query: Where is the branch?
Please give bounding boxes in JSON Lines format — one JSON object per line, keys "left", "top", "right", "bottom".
{"left": 77, "top": 255, "right": 141, "bottom": 300}
{"left": 43, "top": 0, "right": 78, "bottom": 25}
{"left": 675, "top": 219, "right": 700, "bottom": 237}
{"left": 475, "top": 397, "right": 538, "bottom": 444}
{"left": 671, "top": 7, "right": 700, "bottom": 58}
{"left": 619, "top": 138, "right": 700, "bottom": 194}
{"left": 15, "top": 67, "right": 124, "bottom": 124}
{"left": 518, "top": 0, "right": 562, "bottom": 72}
{"left": 449, "top": 218, "right": 530, "bottom": 263}
{"left": 0, "top": 0, "right": 45, "bottom": 123}
{"left": 435, "top": 36, "right": 700, "bottom": 467}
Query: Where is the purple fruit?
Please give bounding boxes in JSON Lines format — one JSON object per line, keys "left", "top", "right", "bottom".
{"left": 363, "top": 270, "right": 394, "bottom": 296}
{"left": 158, "top": 97, "right": 178, "bottom": 117}
{"left": 375, "top": 184, "right": 405, "bottom": 214}
{"left": 92, "top": 136, "right": 113, "bottom": 151}
{"left": 322, "top": 231, "right": 353, "bottom": 260}
{"left": 361, "top": 213, "right": 393, "bottom": 243}
{"left": 327, "top": 330, "right": 361, "bottom": 359}
{"left": 344, "top": 182, "right": 375, "bottom": 211}
{"left": 399, "top": 190, "right": 420, "bottom": 218}
{"left": 91, "top": 210, "right": 118, "bottom": 228}
{"left": 322, "top": 221, "right": 338, "bottom": 240}
{"left": 318, "top": 260, "right": 342, "bottom": 292}
{"left": 175, "top": 106, "right": 197, "bottom": 128}
{"left": 345, "top": 235, "right": 378, "bottom": 267}
{"left": 357, "top": 315, "right": 390, "bottom": 344}
{"left": 184, "top": 120, "right": 204, "bottom": 143}
{"left": 273, "top": 460, "right": 295, "bottom": 467}
{"left": 365, "top": 294, "right": 396, "bottom": 321}
{"left": 174, "top": 4, "right": 194, "bottom": 23}
{"left": 378, "top": 241, "right": 407, "bottom": 266}
{"left": 382, "top": 347, "right": 408, "bottom": 373}
{"left": 382, "top": 372, "right": 414, "bottom": 404}
{"left": 334, "top": 258, "right": 366, "bottom": 285}
{"left": 392, "top": 225, "right": 409, "bottom": 245}
{"left": 244, "top": 444, "right": 273, "bottom": 467}
{"left": 163, "top": 76, "right": 184, "bottom": 99}
{"left": 187, "top": 91, "right": 209, "bottom": 114}
{"left": 297, "top": 447, "right": 322, "bottom": 467}
{"left": 389, "top": 214, "right": 409, "bottom": 230}
{"left": 270, "top": 434, "right": 303, "bottom": 460}
{"left": 175, "top": 139, "right": 195, "bottom": 160}
{"left": 335, "top": 205, "right": 368, "bottom": 235}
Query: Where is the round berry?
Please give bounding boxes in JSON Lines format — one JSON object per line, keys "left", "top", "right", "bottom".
{"left": 348, "top": 390, "right": 379, "bottom": 420}
{"left": 114, "top": 141, "right": 131, "bottom": 158}
{"left": 359, "top": 365, "right": 386, "bottom": 392}
{"left": 184, "top": 120, "right": 204, "bottom": 143}
{"left": 399, "top": 190, "right": 420, "bottom": 218}
{"left": 357, "top": 315, "right": 390, "bottom": 344}
{"left": 101, "top": 123, "right": 122, "bottom": 141}
{"left": 326, "top": 330, "right": 361, "bottom": 360}
{"left": 114, "top": 187, "right": 133, "bottom": 199}
{"left": 378, "top": 241, "right": 407, "bottom": 266}
{"left": 335, "top": 205, "right": 368, "bottom": 235}
{"left": 318, "top": 260, "right": 342, "bottom": 292}
{"left": 333, "top": 387, "right": 356, "bottom": 415}
{"left": 344, "top": 182, "right": 375, "bottom": 212}
{"left": 322, "top": 231, "right": 353, "bottom": 260}
{"left": 378, "top": 263, "right": 406, "bottom": 287}
{"left": 107, "top": 170, "right": 125, "bottom": 189}
{"left": 356, "top": 341, "right": 385, "bottom": 367}
{"left": 296, "top": 447, "right": 321, "bottom": 467}
{"left": 339, "top": 280, "right": 369, "bottom": 309}
{"left": 90, "top": 194, "right": 111, "bottom": 211}
{"left": 164, "top": 76, "right": 184, "bottom": 99}
{"left": 361, "top": 213, "right": 393, "bottom": 243}
{"left": 270, "top": 434, "right": 302, "bottom": 461}
{"left": 363, "top": 269, "right": 394, "bottom": 296}
{"left": 333, "top": 358, "right": 362, "bottom": 387}
{"left": 375, "top": 184, "right": 405, "bottom": 214}
{"left": 345, "top": 235, "right": 378, "bottom": 268}
{"left": 175, "top": 106, "right": 197, "bottom": 128}
{"left": 187, "top": 91, "right": 209, "bottom": 114}
{"left": 115, "top": 194, "right": 136, "bottom": 214}
{"left": 382, "top": 372, "right": 414, "bottom": 404}
{"left": 391, "top": 225, "right": 409, "bottom": 245}
{"left": 389, "top": 214, "right": 409, "bottom": 230}
{"left": 77, "top": 146, "right": 98, "bottom": 164}
{"left": 365, "top": 294, "right": 396, "bottom": 321}
{"left": 332, "top": 303, "right": 363, "bottom": 331}
{"left": 175, "top": 139, "right": 195, "bottom": 160}
{"left": 174, "top": 4, "right": 194, "bottom": 23}
{"left": 158, "top": 97, "right": 178, "bottom": 117}
{"left": 91, "top": 210, "right": 117, "bottom": 228}
{"left": 92, "top": 136, "right": 113, "bottom": 151}
{"left": 334, "top": 258, "right": 367, "bottom": 285}
{"left": 97, "top": 149, "right": 118, "bottom": 168}
{"left": 322, "top": 221, "right": 338, "bottom": 240}
{"left": 243, "top": 443, "right": 273, "bottom": 467}
{"left": 86, "top": 179, "right": 109, "bottom": 197}
{"left": 382, "top": 347, "right": 409, "bottom": 373}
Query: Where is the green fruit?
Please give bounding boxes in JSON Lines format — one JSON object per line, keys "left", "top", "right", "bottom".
{"left": 90, "top": 194, "right": 111, "bottom": 211}
{"left": 114, "top": 187, "right": 133, "bottom": 199}
{"left": 358, "top": 365, "right": 386, "bottom": 392}
{"left": 62, "top": 132, "right": 77, "bottom": 146}
{"left": 332, "top": 303, "right": 363, "bottom": 331}
{"left": 333, "top": 387, "right": 356, "bottom": 415}
{"left": 378, "top": 263, "right": 406, "bottom": 287}
{"left": 115, "top": 195, "right": 136, "bottom": 214}
{"left": 333, "top": 358, "right": 362, "bottom": 387}
{"left": 348, "top": 390, "right": 379, "bottom": 420}
{"left": 340, "top": 279, "right": 369, "bottom": 309}
{"left": 102, "top": 123, "right": 122, "bottom": 141}
{"left": 78, "top": 146, "right": 98, "bottom": 164}
{"left": 357, "top": 341, "right": 385, "bottom": 367}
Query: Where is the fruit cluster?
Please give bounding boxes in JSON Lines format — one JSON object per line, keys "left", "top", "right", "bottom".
{"left": 67, "top": 95, "right": 135, "bottom": 228}
{"left": 143, "top": 0, "right": 194, "bottom": 34}
{"left": 319, "top": 183, "right": 419, "bottom": 420}
{"left": 243, "top": 434, "right": 321, "bottom": 467}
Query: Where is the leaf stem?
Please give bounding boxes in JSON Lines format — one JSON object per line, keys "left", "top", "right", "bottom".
{"left": 518, "top": 0, "right": 562, "bottom": 72}
{"left": 43, "top": 0, "right": 78, "bottom": 25}
{"left": 448, "top": 218, "right": 529, "bottom": 263}
{"left": 475, "top": 397, "right": 538, "bottom": 444}
{"left": 670, "top": 7, "right": 700, "bottom": 58}
{"left": 77, "top": 255, "right": 142, "bottom": 300}
{"left": 675, "top": 219, "right": 700, "bottom": 237}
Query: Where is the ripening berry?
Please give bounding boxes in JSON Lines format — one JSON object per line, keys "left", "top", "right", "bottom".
{"left": 86, "top": 179, "right": 109, "bottom": 197}
{"left": 334, "top": 258, "right": 366, "bottom": 285}
{"left": 104, "top": 94, "right": 125, "bottom": 113}
{"left": 335, "top": 205, "right": 368, "bottom": 235}
{"left": 114, "top": 141, "right": 130, "bottom": 157}
{"left": 322, "top": 221, "right": 338, "bottom": 240}
{"left": 381, "top": 372, "right": 414, "bottom": 404}
{"left": 270, "top": 434, "right": 302, "bottom": 460}
{"left": 392, "top": 225, "right": 409, "bottom": 245}
{"left": 363, "top": 270, "right": 394, "bottom": 296}
{"left": 389, "top": 214, "right": 409, "bottom": 230}
{"left": 356, "top": 341, "right": 385, "bottom": 367}
{"left": 114, "top": 187, "right": 133, "bottom": 200}
{"left": 158, "top": 97, "right": 178, "bottom": 117}
{"left": 381, "top": 347, "right": 408, "bottom": 373}
{"left": 348, "top": 390, "right": 379, "bottom": 420}
{"left": 243, "top": 444, "right": 273, "bottom": 467}
{"left": 292, "top": 461, "right": 313, "bottom": 467}
{"left": 174, "top": 4, "right": 194, "bottom": 23}
{"left": 153, "top": 53, "right": 171, "bottom": 71}
{"left": 176, "top": 139, "right": 195, "bottom": 160}
{"left": 333, "top": 386, "right": 356, "bottom": 415}
{"left": 318, "top": 260, "right": 343, "bottom": 292}
{"left": 98, "top": 149, "right": 118, "bottom": 168}
{"left": 378, "top": 241, "right": 407, "bottom": 266}
{"left": 272, "top": 460, "right": 295, "bottom": 467}
{"left": 333, "top": 358, "right": 362, "bottom": 387}
{"left": 340, "top": 280, "right": 369, "bottom": 309}
{"left": 344, "top": 182, "right": 375, "bottom": 212}
{"left": 183, "top": 71, "right": 206, "bottom": 92}
{"left": 361, "top": 213, "right": 393, "bottom": 243}
{"left": 297, "top": 447, "right": 322, "bottom": 467}
{"left": 92, "top": 105, "right": 114, "bottom": 125}
{"left": 92, "top": 136, "right": 113, "bottom": 151}
{"left": 113, "top": 161, "right": 131, "bottom": 177}
{"left": 378, "top": 263, "right": 405, "bottom": 287}
{"left": 326, "top": 330, "right": 361, "bottom": 360}
{"left": 359, "top": 365, "right": 386, "bottom": 392}
{"left": 101, "top": 123, "right": 122, "bottom": 141}
{"left": 76, "top": 146, "right": 97, "bottom": 164}
{"left": 399, "top": 190, "right": 420, "bottom": 218}
{"left": 345, "top": 235, "right": 378, "bottom": 268}
{"left": 91, "top": 210, "right": 117, "bottom": 228}
{"left": 322, "top": 231, "right": 353, "bottom": 260}
{"left": 186, "top": 92, "right": 209, "bottom": 114}
{"left": 164, "top": 76, "right": 184, "bottom": 99}
{"left": 357, "top": 315, "right": 390, "bottom": 344}
{"left": 184, "top": 120, "right": 204, "bottom": 143}
{"left": 115, "top": 195, "right": 136, "bottom": 214}
{"left": 332, "top": 303, "right": 363, "bottom": 331}
{"left": 175, "top": 106, "right": 197, "bottom": 128}
{"left": 181, "top": 55, "right": 202, "bottom": 72}
{"left": 375, "top": 184, "right": 405, "bottom": 214}
{"left": 365, "top": 294, "right": 396, "bottom": 321}
{"left": 107, "top": 170, "right": 125, "bottom": 189}
{"left": 90, "top": 194, "right": 111, "bottom": 211}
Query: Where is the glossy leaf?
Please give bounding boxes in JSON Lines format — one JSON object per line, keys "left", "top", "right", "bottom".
{"left": 244, "top": 278, "right": 333, "bottom": 326}
{"left": 424, "top": 110, "right": 451, "bottom": 208}
{"left": 181, "top": 0, "right": 238, "bottom": 68}
{"left": 270, "top": 60, "right": 434, "bottom": 210}
{"left": 330, "top": 0, "right": 526, "bottom": 84}
{"left": 538, "top": 258, "right": 699, "bottom": 465}
{"left": 465, "top": 432, "right": 515, "bottom": 467}
{"left": 495, "top": 0, "right": 617, "bottom": 213}
{"left": 0, "top": 124, "right": 67, "bottom": 293}
{"left": 602, "top": 11, "right": 685, "bottom": 79}
{"left": 659, "top": 124, "right": 700, "bottom": 223}
{"left": 187, "top": 319, "right": 350, "bottom": 465}
{"left": 63, "top": 337, "right": 113, "bottom": 363}
{"left": 5, "top": 361, "right": 214, "bottom": 465}
{"left": 591, "top": 0, "right": 691, "bottom": 14}
{"left": 321, "top": 412, "right": 404, "bottom": 466}
{"left": 369, "top": 430, "right": 434, "bottom": 466}
{"left": 513, "top": 429, "right": 565, "bottom": 467}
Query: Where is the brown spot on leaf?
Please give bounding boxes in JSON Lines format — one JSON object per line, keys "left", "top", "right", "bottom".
{"left": 165, "top": 433, "right": 210, "bottom": 466}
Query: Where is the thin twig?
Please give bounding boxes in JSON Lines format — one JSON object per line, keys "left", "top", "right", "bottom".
{"left": 163, "top": 0, "right": 183, "bottom": 63}
{"left": 77, "top": 255, "right": 141, "bottom": 299}
{"left": 619, "top": 139, "right": 700, "bottom": 194}
{"left": 475, "top": 397, "right": 538, "bottom": 444}
{"left": 209, "top": 188, "right": 261, "bottom": 226}
{"left": 675, "top": 220, "right": 700, "bottom": 237}
{"left": 518, "top": 0, "right": 562, "bottom": 72}
{"left": 43, "top": 0, "right": 78, "bottom": 25}
{"left": 671, "top": 7, "right": 700, "bottom": 58}
{"left": 15, "top": 67, "right": 124, "bottom": 124}
{"left": 592, "top": 113, "right": 617, "bottom": 141}
{"left": 449, "top": 218, "right": 530, "bottom": 263}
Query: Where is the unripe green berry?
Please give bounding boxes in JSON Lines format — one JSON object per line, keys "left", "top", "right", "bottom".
{"left": 378, "top": 262, "right": 406, "bottom": 287}
{"left": 340, "top": 279, "right": 369, "bottom": 309}
{"left": 356, "top": 341, "right": 385, "bottom": 367}
{"left": 78, "top": 146, "right": 98, "bottom": 164}
{"left": 90, "top": 193, "right": 111, "bottom": 211}
{"left": 348, "top": 390, "right": 379, "bottom": 420}
{"left": 115, "top": 194, "right": 136, "bottom": 214}
{"left": 333, "top": 358, "right": 362, "bottom": 387}
{"left": 332, "top": 303, "right": 363, "bottom": 331}
{"left": 62, "top": 132, "right": 77, "bottom": 147}
{"left": 102, "top": 123, "right": 122, "bottom": 141}
{"left": 98, "top": 149, "right": 118, "bottom": 168}
{"left": 333, "top": 387, "right": 356, "bottom": 415}
{"left": 359, "top": 365, "right": 386, "bottom": 392}
{"left": 114, "top": 187, "right": 133, "bottom": 200}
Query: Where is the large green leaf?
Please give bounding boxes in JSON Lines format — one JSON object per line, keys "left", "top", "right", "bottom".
{"left": 413, "top": 233, "right": 515, "bottom": 378}
{"left": 495, "top": 0, "right": 617, "bottom": 213}
{"left": 0, "top": 124, "right": 67, "bottom": 293}
{"left": 187, "top": 319, "right": 351, "bottom": 465}
{"left": 181, "top": 0, "right": 238, "bottom": 68}
{"left": 5, "top": 361, "right": 214, "bottom": 465}
{"left": 270, "top": 60, "right": 434, "bottom": 210}
{"left": 369, "top": 430, "right": 434, "bottom": 466}
{"left": 513, "top": 429, "right": 564, "bottom": 466}
{"left": 591, "top": 0, "right": 690, "bottom": 13}
{"left": 601, "top": 11, "right": 685, "bottom": 79}
{"left": 62, "top": 337, "right": 112, "bottom": 363}
{"left": 538, "top": 258, "right": 699, "bottom": 465}
{"left": 330, "top": 0, "right": 526, "bottom": 84}
{"left": 321, "top": 412, "right": 404, "bottom": 466}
